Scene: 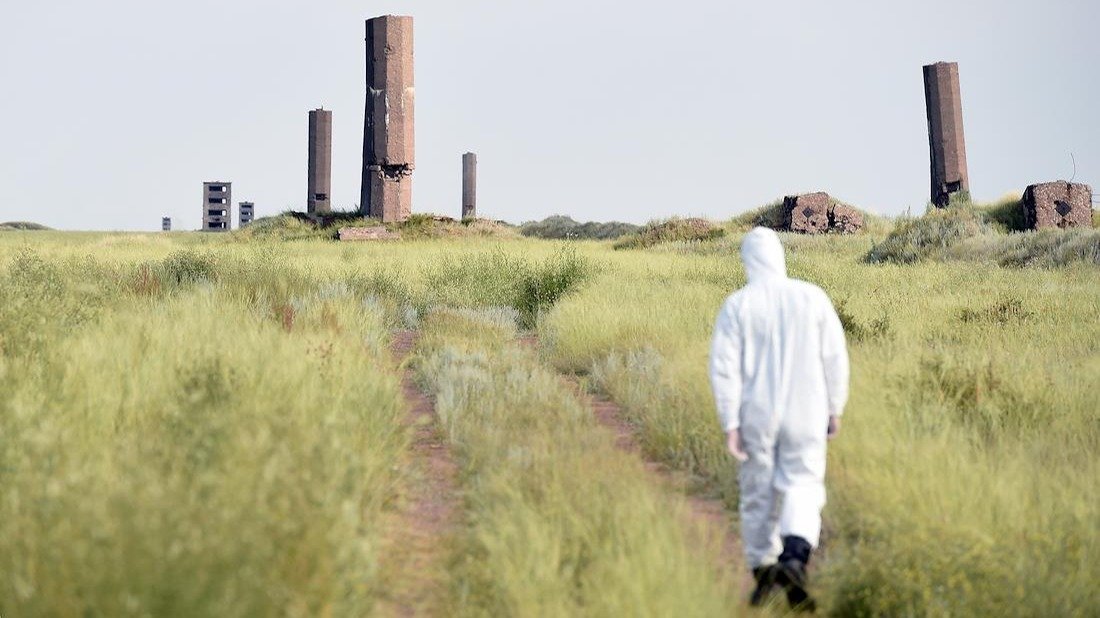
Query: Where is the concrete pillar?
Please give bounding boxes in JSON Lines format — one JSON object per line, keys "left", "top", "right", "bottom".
{"left": 923, "top": 62, "right": 970, "bottom": 207}
{"left": 462, "top": 152, "right": 477, "bottom": 219}
{"left": 360, "top": 15, "right": 414, "bottom": 222}
{"left": 162, "top": 217, "right": 171, "bottom": 232}
{"left": 308, "top": 108, "right": 332, "bottom": 214}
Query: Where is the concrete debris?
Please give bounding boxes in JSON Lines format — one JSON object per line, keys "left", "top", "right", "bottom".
{"left": 1022, "top": 181, "right": 1093, "bottom": 229}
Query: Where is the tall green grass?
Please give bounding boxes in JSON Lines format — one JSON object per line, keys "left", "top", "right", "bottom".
{"left": 0, "top": 245, "right": 407, "bottom": 615}
{"left": 539, "top": 233, "right": 1100, "bottom": 615}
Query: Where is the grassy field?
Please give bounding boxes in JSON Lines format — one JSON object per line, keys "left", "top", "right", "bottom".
{"left": 1, "top": 217, "right": 1097, "bottom": 615}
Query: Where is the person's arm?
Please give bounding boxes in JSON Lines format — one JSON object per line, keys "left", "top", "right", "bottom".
{"left": 820, "top": 294, "right": 850, "bottom": 436}
{"left": 709, "top": 301, "right": 745, "bottom": 460}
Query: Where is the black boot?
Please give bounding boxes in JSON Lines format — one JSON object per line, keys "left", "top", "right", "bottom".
{"left": 749, "top": 565, "right": 779, "bottom": 606}
{"left": 776, "top": 536, "right": 816, "bottom": 613}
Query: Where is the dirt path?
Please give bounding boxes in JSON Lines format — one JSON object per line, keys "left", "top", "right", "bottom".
{"left": 376, "top": 330, "right": 461, "bottom": 617}
{"left": 564, "top": 378, "right": 746, "bottom": 584}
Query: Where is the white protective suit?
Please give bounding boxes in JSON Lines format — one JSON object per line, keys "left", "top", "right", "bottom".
{"left": 709, "top": 227, "right": 849, "bottom": 568}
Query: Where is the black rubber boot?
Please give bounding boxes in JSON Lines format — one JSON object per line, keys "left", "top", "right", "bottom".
{"left": 749, "top": 565, "right": 779, "bottom": 606}
{"left": 776, "top": 536, "right": 816, "bottom": 613}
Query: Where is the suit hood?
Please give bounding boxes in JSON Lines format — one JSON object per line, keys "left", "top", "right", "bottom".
{"left": 740, "top": 227, "right": 787, "bottom": 282}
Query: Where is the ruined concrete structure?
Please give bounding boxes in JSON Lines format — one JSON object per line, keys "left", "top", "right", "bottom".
{"left": 783, "top": 192, "right": 831, "bottom": 234}
{"left": 361, "top": 15, "right": 414, "bottom": 223}
{"left": 239, "top": 202, "right": 254, "bottom": 227}
{"left": 202, "top": 182, "right": 232, "bottom": 232}
{"left": 829, "top": 203, "right": 864, "bottom": 234}
{"left": 462, "top": 152, "right": 477, "bottom": 219}
{"left": 782, "top": 193, "right": 864, "bottom": 234}
{"left": 162, "top": 217, "right": 171, "bottom": 232}
{"left": 1022, "top": 181, "right": 1094, "bottom": 229}
{"left": 308, "top": 108, "right": 332, "bottom": 214}
{"left": 923, "top": 62, "right": 970, "bottom": 207}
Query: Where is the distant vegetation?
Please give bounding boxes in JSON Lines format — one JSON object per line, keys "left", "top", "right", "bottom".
{"left": 520, "top": 215, "right": 639, "bottom": 240}
{"left": 728, "top": 197, "right": 893, "bottom": 236}
{"left": 0, "top": 221, "right": 52, "bottom": 231}
{"left": 236, "top": 212, "right": 516, "bottom": 242}
{"left": 867, "top": 194, "right": 1100, "bottom": 267}
{"left": 613, "top": 218, "right": 724, "bottom": 250}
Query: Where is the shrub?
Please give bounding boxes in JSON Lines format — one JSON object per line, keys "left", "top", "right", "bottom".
{"left": 834, "top": 299, "right": 892, "bottom": 343}
{"left": 520, "top": 216, "right": 640, "bottom": 240}
{"left": 728, "top": 199, "right": 787, "bottom": 231}
{"left": 958, "top": 297, "right": 1034, "bottom": 325}
{"left": 516, "top": 247, "right": 592, "bottom": 328}
{"left": 613, "top": 218, "right": 724, "bottom": 250}
{"left": 866, "top": 208, "right": 990, "bottom": 264}
{"left": 419, "top": 248, "right": 593, "bottom": 328}
{"left": 0, "top": 221, "right": 52, "bottom": 231}
{"left": 160, "top": 250, "right": 218, "bottom": 286}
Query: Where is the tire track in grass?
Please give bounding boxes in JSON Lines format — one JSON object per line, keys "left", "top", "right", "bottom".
{"left": 565, "top": 377, "right": 746, "bottom": 584}
{"left": 523, "top": 338, "right": 750, "bottom": 594}
{"left": 377, "top": 330, "right": 460, "bottom": 617}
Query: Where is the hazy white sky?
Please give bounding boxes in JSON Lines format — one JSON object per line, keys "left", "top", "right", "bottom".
{"left": 1, "top": 0, "right": 1096, "bottom": 231}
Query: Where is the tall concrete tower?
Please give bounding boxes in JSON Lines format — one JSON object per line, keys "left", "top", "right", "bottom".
{"left": 360, "top": 15, "right": 414, "bottom": 222}
{"left": 307, "top": 108, "right": 332, "bottom": 214}
{"left": 462, "top": 152, "right": 477, "bottom": 220}
{"left": 923, "top": 62, "right": 969, "bottom": 207}
{"left": 203, "top": 182, "right": 232, "bottom": 232}
{"left": 239, "top": 202, "right": 255, "bottom": 227}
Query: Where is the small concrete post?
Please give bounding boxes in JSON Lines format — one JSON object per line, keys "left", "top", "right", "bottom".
{"left": 361, "top": 15, "right": 414, "bottom": 222}
{"left": 923, "top": 62, "right": 970, "bottom": 207}
{"left": 308, "top": 109, "right": 333, "bottom": 214}
{"left": 462, "top": 152, "right": 477, "bottom": 219}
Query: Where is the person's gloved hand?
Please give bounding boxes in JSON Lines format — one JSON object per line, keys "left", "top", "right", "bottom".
{"left": 727, "top": 429, "right": 748, "bottom": 462}
{"left": 827, "top": 415, "right": 841, "bottom": 440}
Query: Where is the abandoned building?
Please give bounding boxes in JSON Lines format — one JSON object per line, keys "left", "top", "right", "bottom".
{"left": 923, "top": 62, "right": 970, "bottom": 207}
{"left": 239, "top": 202, "right": 255, "bottom": 227}
{"left": 308, "top": 108, "right": 333, "bottom": 214}
{"left": 162, "top": 217, "right": 171, "bottom": 232}
{"left": 1022, "top": 181, "right": 1094, "bottom": 229}
{"left": 361, "top": 15, "right": 415, "bottom": 223}
{"left": 462, "top": 152, "right": 477, "bottom": 219}
{"left": 202, "top": 182, "right": 232, "bottom": 232}
{"left": 783, "top": 193, "right": 830, "bottom": 234}
{"left": 782, "top": 193, "right": 864, "bottom": 234}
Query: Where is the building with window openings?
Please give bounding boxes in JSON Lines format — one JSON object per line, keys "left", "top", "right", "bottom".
{"left": 239, "top": 201, "right": 254, "bottom": 227}
{"left": 203, "top": 182, "right": 232, "bottom": 231}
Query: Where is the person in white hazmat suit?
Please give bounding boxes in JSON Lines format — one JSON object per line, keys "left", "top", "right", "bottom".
{"left": 709, "top": 227, "right": 849, "bottom": 612}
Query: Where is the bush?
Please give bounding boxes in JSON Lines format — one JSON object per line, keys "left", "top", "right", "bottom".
{"left": 520, "top": 216, "right": 640, "bottom": 240}
{"left": 952, "top": 227, "right": 1100, "bottom": 267}
{"left": 419, "top": 248, "right": 593, "bottom": 329}
{"left": 728, "top": 199, "right": 787, "bottom": 231}
{"left": 234, "top": 214, "right": 336, "bottom": 241}
{"left": 976, "top": 194, "right": 1027, "bottom": 232}
{"left": 613, "top": 218, "right": 724, "bottom": 250}
{"left": 0, "top": 221, "right": 52, "bottom": 231}
{"left": 866, "top": 208, "right": 990, "bottom": 264}
{"left": 160, "top": 250, "right": 218, "bottom": 286}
